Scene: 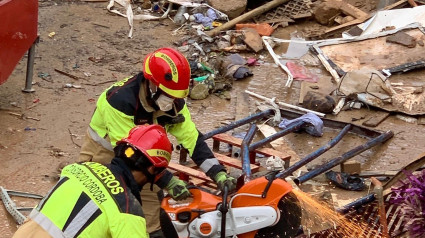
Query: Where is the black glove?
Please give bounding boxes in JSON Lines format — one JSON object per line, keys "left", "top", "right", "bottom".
{"left": 165, "top": 177, "right": 191, "bottom": 200}
{"left": 214, "top": 171, "right": 237, "bottom": 192}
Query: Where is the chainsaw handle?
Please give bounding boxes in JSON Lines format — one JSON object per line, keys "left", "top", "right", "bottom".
{"left": 220, "top": 185, "right": 229, "bottom": 238}
{"left": 262, "top": 171, "right": 279, "bottom": 198}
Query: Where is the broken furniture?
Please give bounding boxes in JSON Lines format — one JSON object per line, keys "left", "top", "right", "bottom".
{"left": 170, "top": 108, "right": 393, "bottom": 190}
{"left": 0, "top": 0, "right": 39, "bottom": 92}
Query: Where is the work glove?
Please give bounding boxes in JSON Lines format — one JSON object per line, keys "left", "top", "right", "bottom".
{"left": 214, "top": 171, "right": 237, "bottom": 192}
{"left": 166, "top": 176, "right": 191, "bottom": 201}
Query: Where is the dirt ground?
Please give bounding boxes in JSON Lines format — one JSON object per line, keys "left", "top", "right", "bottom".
{"left": 1, "top": 0, "right": 424, "bottom": 237}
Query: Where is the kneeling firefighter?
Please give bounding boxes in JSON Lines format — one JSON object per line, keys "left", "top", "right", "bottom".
{"left": 13, "top": 125, "right": 174, "bottom": 238}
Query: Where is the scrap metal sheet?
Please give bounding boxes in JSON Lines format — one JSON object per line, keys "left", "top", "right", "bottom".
{"left": 316, "top": 27, "right": 425, "bottom": 115}
{"left": 320, "top": 28, "right": 425, "bottom": 72}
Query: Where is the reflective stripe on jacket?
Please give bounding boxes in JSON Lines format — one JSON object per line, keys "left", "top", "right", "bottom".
{"left": 89, "top": 73, "right": 225, "bottom": 183}
{"left": 30, "top": 161, "right": 148, "bottom": 238}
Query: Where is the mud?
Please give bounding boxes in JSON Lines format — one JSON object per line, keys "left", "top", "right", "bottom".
{"left": 1, "top": 1, "right": 424, "bottom": 237}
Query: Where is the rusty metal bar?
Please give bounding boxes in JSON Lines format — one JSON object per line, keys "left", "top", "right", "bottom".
{"left": 295, "top": 130, "right": 394, "bottom": 185}
{"left": 337, "top": 193, "right": 376, "bottom": 214}
{"left": 203, "top": 109, "right": 274, "bottom": 140}
{"left": 371, "top": 177, "right": 390, "bottom": 238}
{"left": 249, "top": 120, "right": 305, "bottom": 151}
{"left": 277, "top": 124, "right": 352, "bottom": 179}
{"left": 241, "top": 124, "right": 257, "bottom": 179}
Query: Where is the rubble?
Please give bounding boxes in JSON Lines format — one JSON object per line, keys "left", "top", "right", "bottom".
{"left": 208, "top": 0, "right": 247, "bottom": 19}
{"left": 4, "top": 1, "right": 425, "bottom": 237}
{"left": 386, "top": 31, "right": 417, "bottom": 48}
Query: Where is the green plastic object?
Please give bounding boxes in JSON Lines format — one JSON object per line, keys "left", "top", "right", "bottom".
{"left": 198, "top": 63, "right": 214, "bottom": 74}
{"left": 193, "top": 75, "right": 209, "bottom": 82}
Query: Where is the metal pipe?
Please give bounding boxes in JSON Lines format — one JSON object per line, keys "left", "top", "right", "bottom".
{"left": 220, "top": 185, "right": 229, "bottom": 238}
{"left": 22, "top": 38, "right": 38, "bottom": 93}
{"left": 241, "top": 124, "right": 257, "bottom": 179}
{"left": 249, "top": 120, "right": 305, "bottom": 150}
{"left": 279, "top": 108, "right": 382, "bottom": 138}
{"left": 203, "top": 109, "right": 274, "bottom": 139}
{"left": 295, "top": 130, "right": 394, "bottom": 184}
{"left": 336, "top": 193, "right": 376, "bottom": 214}
{"left": 277, "top": 124, "right": 352, "bottom": 179}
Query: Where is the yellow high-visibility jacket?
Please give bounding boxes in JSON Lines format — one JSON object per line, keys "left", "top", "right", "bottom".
{"left": 89, "top": 73, "right": 225, "bottom": 187}
{"left": 27, "top": 159, "right": 148, "bottom": 238}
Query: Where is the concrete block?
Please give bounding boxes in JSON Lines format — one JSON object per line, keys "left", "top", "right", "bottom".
{"left": 340, "top": 160, "right": 361, "bottom": 174}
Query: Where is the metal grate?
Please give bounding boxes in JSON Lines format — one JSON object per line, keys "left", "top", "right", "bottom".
{"left": 254, "top": 0, "right": 313, "bottom": 23}
{"left": 299, "top": 192, "right": 407, "bottom": 238}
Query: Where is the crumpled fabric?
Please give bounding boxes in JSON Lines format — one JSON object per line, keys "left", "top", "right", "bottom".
{"left": 224, "top": 54, "right": 253, "bottom": 80}
{"left": 325, "top": 171, "right": 366, "bottom": 191}
{"left": 278, "top": 112, "right": 323, "bottom": 137}
{"left": 193, "top": 13, "right": 213, "bottom": 28}
{"left": 206, "top": 9, "right": 217, "bottom": 20}
{"left": 193, "top": 9, "right": 218, "bottom": 28}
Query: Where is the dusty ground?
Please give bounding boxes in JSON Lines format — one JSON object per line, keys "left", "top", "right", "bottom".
{"left": 1, "top": 0, "right": 424, "bottom": 237}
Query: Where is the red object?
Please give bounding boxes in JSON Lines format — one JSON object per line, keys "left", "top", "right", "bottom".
{"left": 143, "top": 48, "right": 191, "bottom": 98}
{"left": 286, "top": 61, "right": 319, "bottom": 83}
{"left": 117, "top": 125, "right": 173, "bottom": 168}
{"left": 0, "top": 0, "right": 38, "bottom": 85}
{"left": 236, "top": 23, "right": 274, "bottom": 36}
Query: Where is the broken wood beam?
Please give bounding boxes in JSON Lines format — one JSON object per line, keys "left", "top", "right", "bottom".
{"left": 362, "top": 112, "right": 390, "bottom": 127}
{"left": 207, "top": 0, "right": 290, "bottom": 37}
{"left": 336, "top": 0, "right": 368, "bottom": 19}
{"left": 387, "top": 0, "right": 409, "bottom": 9}
{"left": 168, "top": 162, "right": 213, "bottom": 182}
{"left": 325, "top": 0, "right": 408, "bottom": 34}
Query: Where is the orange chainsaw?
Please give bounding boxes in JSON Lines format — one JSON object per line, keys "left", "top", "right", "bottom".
{"left": 161, "top": 172, "right": 301, "bottom": 238}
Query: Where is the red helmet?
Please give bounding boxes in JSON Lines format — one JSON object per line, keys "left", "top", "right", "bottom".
{"left": 143, "top": 48, "right": 191, "bottom": 98}
{"left": 117, "top": 125, "right": 172, "bottom": 168}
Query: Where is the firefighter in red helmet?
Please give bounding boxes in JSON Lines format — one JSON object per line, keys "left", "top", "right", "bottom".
{"left": 77, "top": 48, "right": 236, "bottom": 238}
{"left": 14, "top": 125, "right": 173, "bottom": 238}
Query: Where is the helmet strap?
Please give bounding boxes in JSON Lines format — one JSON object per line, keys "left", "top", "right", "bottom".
{"left": 135, "top": 159, "right": 156, "bottom": 191}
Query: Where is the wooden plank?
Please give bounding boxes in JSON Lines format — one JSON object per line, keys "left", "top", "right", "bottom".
{"left": 337, "top": 0, "right": 368, "bottom": 19}
{"left": 188, "top": 177, "right": 208, "bottom": 186}
{"left": 212, "top": 133, "right": 292, "bottom": 160}
{"left": 362, "top": 112, "right": 390, "bottom": 127}
{"left": 325, "top": 18, "right": 364, "bottom": 34}
{"left": 168, "top": 162, "right": 213, "bottom": 182}
{"left": 214, "top": 153, "right": 260, "bottom": 172}
{"left": 384, "top": 0, "right": 408, "bottom": 10}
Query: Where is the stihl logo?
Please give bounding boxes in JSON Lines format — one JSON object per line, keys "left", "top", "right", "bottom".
{"left": 199, "top": 223, "right": 212, "bottom": 234}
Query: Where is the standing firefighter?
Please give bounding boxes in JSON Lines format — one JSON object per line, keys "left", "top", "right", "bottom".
{"left": 13, "top": 125, "right": 173, "bottom": 238}
{"left": 77, "top": 47, "right": 236, "bottom": 237}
